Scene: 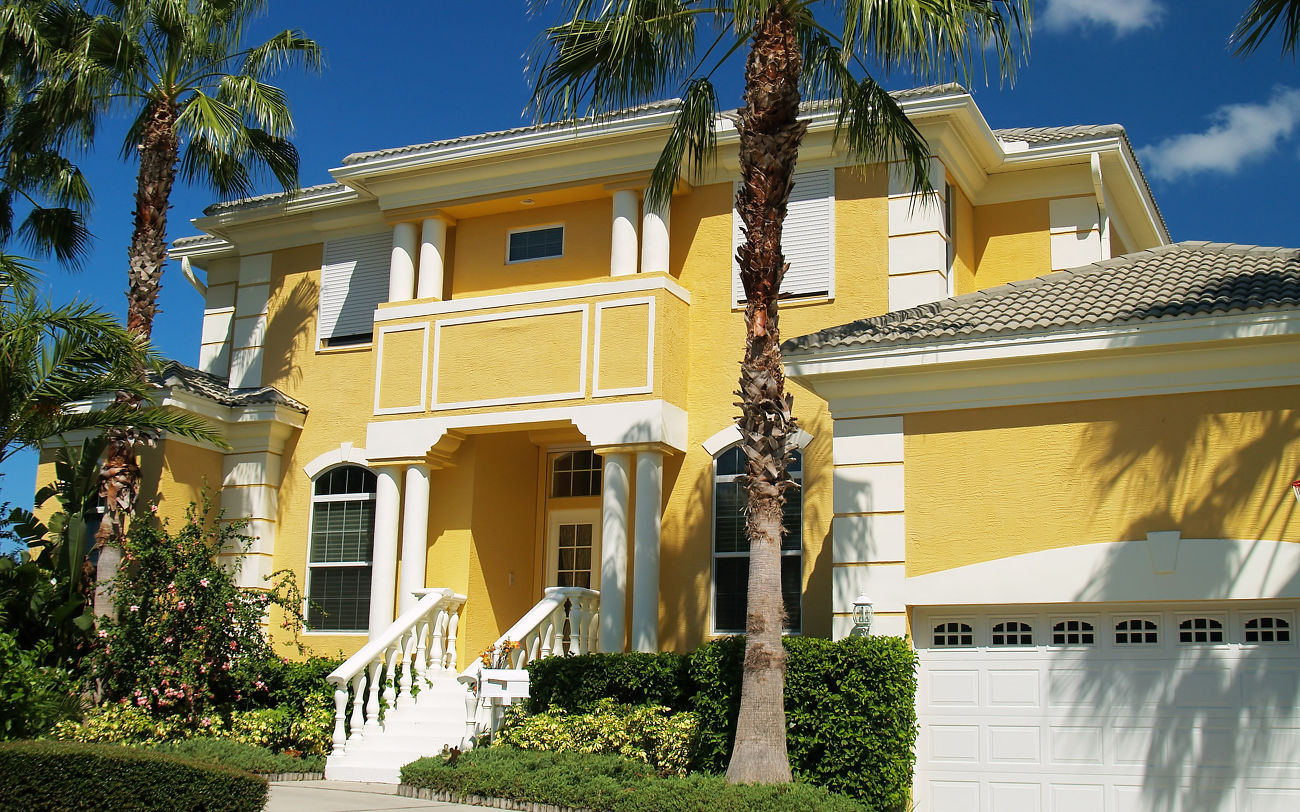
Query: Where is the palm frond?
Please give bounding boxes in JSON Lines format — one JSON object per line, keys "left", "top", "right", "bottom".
{"left": 648, "top": 76, "right": 717, "bottom": 209}
{"left": 529, "top": 0, "right": 698, "bottom": 122}
{"left": 835, "top": 72, "right": 932, "bottom": 197}
{"left": 1233, "top": 0, "right": 1300, "bottom": 57}
{"left": 16, "top": 206, "right": 91, "bottom": 267}
{"left": 241, "top": 29, "right": 323, "bottom": 77}
{"left": 841, "top": 0, "right": 1031, "bottom": 87}
{"left": 216, "top": 74, "right": 292, "bottom": 136}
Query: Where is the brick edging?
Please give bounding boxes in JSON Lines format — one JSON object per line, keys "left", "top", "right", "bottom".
{"left": 398, "top": 784, "right": 592, "bottom": 811}
{"left": 263, "top": 771, "right": 325, "bottom": 782}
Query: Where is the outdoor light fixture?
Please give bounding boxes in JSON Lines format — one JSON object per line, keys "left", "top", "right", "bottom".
{"left": 519, "top": 198, "right": 535, "bottom": 206}
{"left": 851, "top": 595, "right": 874, "bottom": 637}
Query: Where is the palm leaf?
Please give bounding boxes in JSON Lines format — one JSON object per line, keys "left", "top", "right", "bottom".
{"left": 1233, "top": 0, "right": 1300, "bottom": 57}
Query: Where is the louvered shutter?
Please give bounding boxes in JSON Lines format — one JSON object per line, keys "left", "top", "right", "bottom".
{"left": 732, "top": 169, "right": 834, "bottom": 302}
{"left": 317, "top": 232, "right": 391, "bottom": 345}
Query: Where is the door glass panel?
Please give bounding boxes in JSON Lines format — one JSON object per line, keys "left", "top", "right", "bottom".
{"left": 556, "top": 521, "right": 594, "bottom": 588}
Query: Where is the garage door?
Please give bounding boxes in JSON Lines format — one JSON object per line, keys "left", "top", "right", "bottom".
{"left": 914, "top": 603, "right": 1300, "bottom": 812}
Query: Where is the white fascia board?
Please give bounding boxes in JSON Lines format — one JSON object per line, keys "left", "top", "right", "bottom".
{"left": 170, "top": 234, "right": 236, "bottom": 262}
{"left": 786, "top": 311, "right": 1300, "bottom": 415}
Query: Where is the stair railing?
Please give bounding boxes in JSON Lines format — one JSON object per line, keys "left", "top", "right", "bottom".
{"left": 457, "top": 586, "right": 599, "bottom": 747}
{"left": 326, "top": 588, "right": 467, "bottom": 755}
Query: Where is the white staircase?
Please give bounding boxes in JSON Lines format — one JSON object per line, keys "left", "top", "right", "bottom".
{"left": 323, "top": 586, "right": 599, "bottom": 783}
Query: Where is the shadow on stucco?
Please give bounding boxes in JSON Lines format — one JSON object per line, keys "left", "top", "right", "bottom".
{"left": 1057, "top": 396, "right": 1300, "bottom": 810}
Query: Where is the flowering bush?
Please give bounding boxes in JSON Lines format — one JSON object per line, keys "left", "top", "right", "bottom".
{"left": 89, "top": 499, "right": 308, "bottom": 720}
{"left": 52, "top": 702, "right": 193, "bottom": 745}
{"left": 479, "top": 639, "right": 519, "bottom": 669}
{"left": 493, "top": 699, "right": 699, "bottom": 777}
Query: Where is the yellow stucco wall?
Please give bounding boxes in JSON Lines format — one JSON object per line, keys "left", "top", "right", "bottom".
{"left": 967, "top": 198, "right": 1051, "bottom": 291}
{"left": 904, "top": 386, "right": 1300, "bottom": 577}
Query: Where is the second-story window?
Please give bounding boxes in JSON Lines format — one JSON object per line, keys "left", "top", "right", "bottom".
{"left": 732, "top": 168, "right": 833, "bottom": 302}
{"left": 318, "top": 232, "right": 390, "bottom": 348}
{"left": 508, "top": 225, "right": 564, "bottom": 263}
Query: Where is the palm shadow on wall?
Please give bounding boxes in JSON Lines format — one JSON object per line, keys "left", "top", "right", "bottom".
{"left": 1059, "top": 382, "right": 1300, "bottom": 810}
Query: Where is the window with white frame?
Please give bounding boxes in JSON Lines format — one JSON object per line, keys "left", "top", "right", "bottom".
{"left": 1178, "top": 616, "right": 1225, "bottom": 644}
{"left": 306, "top": 465, "right": 376, "bottom": 632}
{"left": 550, "top": 450, "right": 603, "bottom": 498}
{"left": 1245, "top": 616, "right": 1292, "bottom": 643}
{"left": 1114, "top": 617, "right": 1159, "bottom": 645}
{"left": 732, "top": 169, "right": 833, "bottom": 302}
{"left": 508, "top": 225, "right": 564, "bottom": 263}
{"left": 1051, "top": 618, "right": 1096, "bottom": 646}
{"left": 991, "top": 620, "right": 1033, "bottom": 646}
{"left": 712, "top": 445, "right": 801, "bottom": 634}
{"left": 932, "top": 621, "right": 974, "bottom": 647}
{"left": 317, "top": 232, "right": 390, "bottom": 348}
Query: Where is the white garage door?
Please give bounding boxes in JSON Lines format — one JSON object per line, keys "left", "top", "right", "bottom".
{"left": 914, "top": 603, "right": 1300, "bottom": 812}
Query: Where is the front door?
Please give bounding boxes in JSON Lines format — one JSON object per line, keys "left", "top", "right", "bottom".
{"left": 546, "top": 508, "right": 601, "bottom": 590}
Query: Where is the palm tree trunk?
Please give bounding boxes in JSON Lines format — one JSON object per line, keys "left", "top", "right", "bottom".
{"left": 726, "top": 6, "right": 805, "bottom": 786}
{"left": 94, "top": 100, "right": 179, "bottom": 617}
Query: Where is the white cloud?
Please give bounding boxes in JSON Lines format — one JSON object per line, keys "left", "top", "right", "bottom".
{"left": 1140, "top": 87, "right": 1300, "bottom": 181}
{"left": 1041, "top": 0, "right": 1164, "bottom": 36}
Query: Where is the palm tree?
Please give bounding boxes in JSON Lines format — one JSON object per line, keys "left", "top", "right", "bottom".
{"left": 36, "top": 0, "right": 320, "bottom": 559}
{"left": 530, "top": 0, "right": 1030, "bottom": 784}
{"left": 1233, "top": 0, "right": 1300, "bottom": 56}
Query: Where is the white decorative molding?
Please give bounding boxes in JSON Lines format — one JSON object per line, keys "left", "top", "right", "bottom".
{"left": 591, "top": 297, "right": 655, "bottom": 398}
{"left": 366, "top": 399, "right": 689, "bottom": 462}
{"left": 905, "top": 538, "right": 1300, "bottom": 606}
{"left": 832, "top": 416, "right": 903, "bottom": 465}
{"left": 832, "top": 562, "right": 906, "bottom": 613}
{"left": 430, "top": 302, "right": 589, "bottom": 410}
{"left": 832, "top": 463, "right": 905, "bottom": 515}
{"left": 373, "top": 322, "right": 430, "bottom": 416}
{"left": 832, "top": 514, "right": 907, "bottom": 564}
{"left": 701, "top": 424, "right": 813, "bottom": 457}
{"left": 303, "top": 443, "right": 370, "bottom": 479}
{"left": 375, "top": 274, "right": 690, "bottom": 323}
{"left": 239, "top": 253, "right": 273, "bottom": 286}
{"left": 1049, "top": 196, "right": 1103, "bottom": 271}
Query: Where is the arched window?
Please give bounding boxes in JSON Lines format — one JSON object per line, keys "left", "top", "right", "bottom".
{"left": 306, "top": 465, "right": 377, "bottom": 632}
{"left": 991, "top": 621, "right": 1033, "bottom": 646}
{"left": 712, "top": 445, "right": 801, "bottom": 634}
{"left": 933, "top": 621, "right": 974, "bottom": 647}
{"left": 1245, "top": 616, "right": 1292, "bottom": 644}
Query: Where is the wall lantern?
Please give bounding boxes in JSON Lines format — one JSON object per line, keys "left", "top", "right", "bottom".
{"left": 851, "top": 595, "right": 874, "bottom": 638}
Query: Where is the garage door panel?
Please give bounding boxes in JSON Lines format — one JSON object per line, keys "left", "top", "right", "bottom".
{"left": 915, "top": 602, "right": 1300, "bottom": 811}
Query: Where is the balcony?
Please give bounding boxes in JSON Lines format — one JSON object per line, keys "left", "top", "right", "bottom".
{"left": 369, "top": 275, "right": 689, "bottom": 418}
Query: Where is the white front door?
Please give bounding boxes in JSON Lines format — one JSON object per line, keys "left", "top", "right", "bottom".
{"left": 546, "top": 508, "right": 601, "bottom": 590}
{"left": 914, "top": 602, "right": 1300, "bottom": 811}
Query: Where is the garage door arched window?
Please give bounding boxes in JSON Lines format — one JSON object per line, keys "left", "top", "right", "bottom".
{"left": 1245, "top": 616, "right": 1292, "bottom": 643}
{"left": 1178, "top": 616, "right": 1225, "bottom": 644}
{"left": 1051, "top": 619, "right": 1095, "bottom": 646}
{"left": 991, "top": 621, "right": 1033, "bottom": 646}
{"left": 932, "top": 621, "right": 974, "bottom": 647}
{"left": 1114, "top": 617, "right": 1158, "bottom": 645}
{"left": 306, "top": 465, "right": 377, "bottom": 633}
{"left": 712, "top": 445, "right": 802, "bottom": 634}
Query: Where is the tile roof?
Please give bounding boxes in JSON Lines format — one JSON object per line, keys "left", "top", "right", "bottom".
{"left": 784, "top": 242, "right": 1300, "bottom": 353}
{"left": 152, "top": 361, "right": 308, "bottom": 413}
{"left": 201, "top": 182, "right": 349, "bottom": 216}
{"left": 992, "top": 124, "right": 1127, "bottom": 145}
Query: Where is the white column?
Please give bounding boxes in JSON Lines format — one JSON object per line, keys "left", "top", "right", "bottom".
{"left": 388, "top": 222, "right": 418, "bottom": 303}
{"left": 610, "top": 189, "right": 640, "bottom": 277}
{"left": 398, "top": 464, "right": 431, "bottom": 615}
{"left": 599, "top": 453, "right": 631, "bottom": 651}
{"left": 631, "top": 450, "right": 662, "bottom": 652}
{"left": 368, "top": 466, "right": 402, "bottom": 636}
{"left": 640, "top": 199, "right": 670, "bottom": 274}
{"left": 418, "top": 218, "right": 447, "bottom": 300}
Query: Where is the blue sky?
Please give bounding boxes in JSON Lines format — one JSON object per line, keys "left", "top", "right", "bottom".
{"left": 3, "top": 0, "right": 1297, "bottom": 503}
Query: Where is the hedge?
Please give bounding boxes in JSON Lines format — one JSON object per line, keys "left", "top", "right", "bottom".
{"left": 526, "top": 636, "right": 918, "bottom": 811}
{"left": 0, "top": 740, "right": 268, "bottom": 812}
{"left": 149, "top": 737, "right": 325, "bottom": 773}
{"left": 401, "top": 746, "right": 868, "bottom": 811}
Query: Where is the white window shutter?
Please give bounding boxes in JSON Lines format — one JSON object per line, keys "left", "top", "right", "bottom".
{"left": 317, "top": 232, "right": 391, "bottom": 344}
{"left": 732, "top": 169, "right": 834, "bottom": 302}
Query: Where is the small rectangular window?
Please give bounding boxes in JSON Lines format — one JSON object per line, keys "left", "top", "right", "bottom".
{"left": 932, "top": 620, "right": 974, "bottom": 647}
{"left": 1051, "top": 618, "right": 1096, "bottom": 646}
{"left": 508, "top": 225, "right": 564, "bottom": 263}
{"left": 1177, "top": 615, "right": 1225, "bottom": 644}
{"left": 1245, "top": 615, "right": 1292, "bottom": 644}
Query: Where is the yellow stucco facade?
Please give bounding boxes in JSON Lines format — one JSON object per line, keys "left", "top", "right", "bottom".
{"left": 148, "top": 88, "right": 1177, "bottom": 664}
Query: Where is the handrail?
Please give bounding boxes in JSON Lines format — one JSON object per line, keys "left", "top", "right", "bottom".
{"left": 325, "top": 588, "right": 466, "bottom": 753}
{"left": 457, "top": 586, "right": 598, "bottom": 747}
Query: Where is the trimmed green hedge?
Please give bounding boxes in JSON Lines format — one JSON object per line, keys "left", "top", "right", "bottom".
{"left": 526, "top": 652, "right": 692, "bottom": 712}
{"left": 0, "top": 740, "right": 268, "bottom": 811}
{"left": 402, "top": 747, "right": 868, "bottom": 811}
{"left": 526, "top": 636, "right": 917, "bottom": 811}
{"left": 149, "top": 737, "right": 324, "bottom": 773}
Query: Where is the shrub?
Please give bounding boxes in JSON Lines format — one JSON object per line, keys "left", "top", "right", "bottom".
{"left": 401, "top": 747, "right": 867, "bottom": 811}
{"left": 90, "top": 499, "right": 308, "bottom": 720}
{"left": 495, "top": 699, "right": 699, "bottom": 776}
{"left": 0, "top": 631, "right": 81, "bottom": 740}
{"left": 149, "top": 737, "right": 324, "bottom": 773}
{"left": 688, "top": 635, "right": 918, "bottom": 811}
{"left": 52, "top": 701, "right": 192, "bottom": 745}
{"left": 0, "top": 740, "right": 267, "bottom": 812}
{"left": 526, "top": 651, "right": 691, "bottom": 713}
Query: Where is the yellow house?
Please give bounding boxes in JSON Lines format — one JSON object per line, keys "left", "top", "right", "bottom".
{"left": 55, "top": 83, "right": 1300, "bottom": 798}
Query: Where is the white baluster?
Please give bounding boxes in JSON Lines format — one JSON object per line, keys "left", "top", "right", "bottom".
{"left": 569, "top": 598, "right": 586, "bottom": 656}
{"left": 364, "top": 659, "right": 383, "bottom": 734}
{"left": 446, "top": 605, "right": 460, "bottom": 670}
{"left": 462, "top": 683, "right": 480, "bottom": 750}
{"left": 349, "top": 673, "right": 366, "bottom": 742}
{"left": 431, "top": 609, "right": 445, "bottom": 671}
{"left": 414, "top": 619, "right": 430, "bottom": 686}
{"left": 552, "top": 605, "right": 566, "bottom": 654}
{"left": 587, "top": 597, "right": 601, "bottom": 652}
{"left": 384, "top": 646, "right": 400, "bottom": 710}
{"left": 398, "top": 631, "right": 415, "bottom": 698}
{"left": 332, "top": 685, "right": 348, "bottom": 751}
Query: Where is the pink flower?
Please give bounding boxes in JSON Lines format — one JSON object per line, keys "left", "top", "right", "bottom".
{"left": 98, "top": 630, "right": 107, "bottom": 638}
{"left": 176, "top": 601, "right": 186, "bottom": 610}
{"left": 164, "top": 636, "right": 174, "bottom": 644}
{"left": 129, "top": 605, "right": 139, "bottom": 613}
{"left": 199, "top": 578, "right": 209, "bottom": 588}
{"left": 150, "top": 504, "right": 158, "bottom": 514}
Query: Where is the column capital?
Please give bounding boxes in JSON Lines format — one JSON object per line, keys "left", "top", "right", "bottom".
{"left": 382, "top": 205, "right": 457, "bottom": 227}
{"left": 591, "top": 442, "right": 675, "bottom": 459}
